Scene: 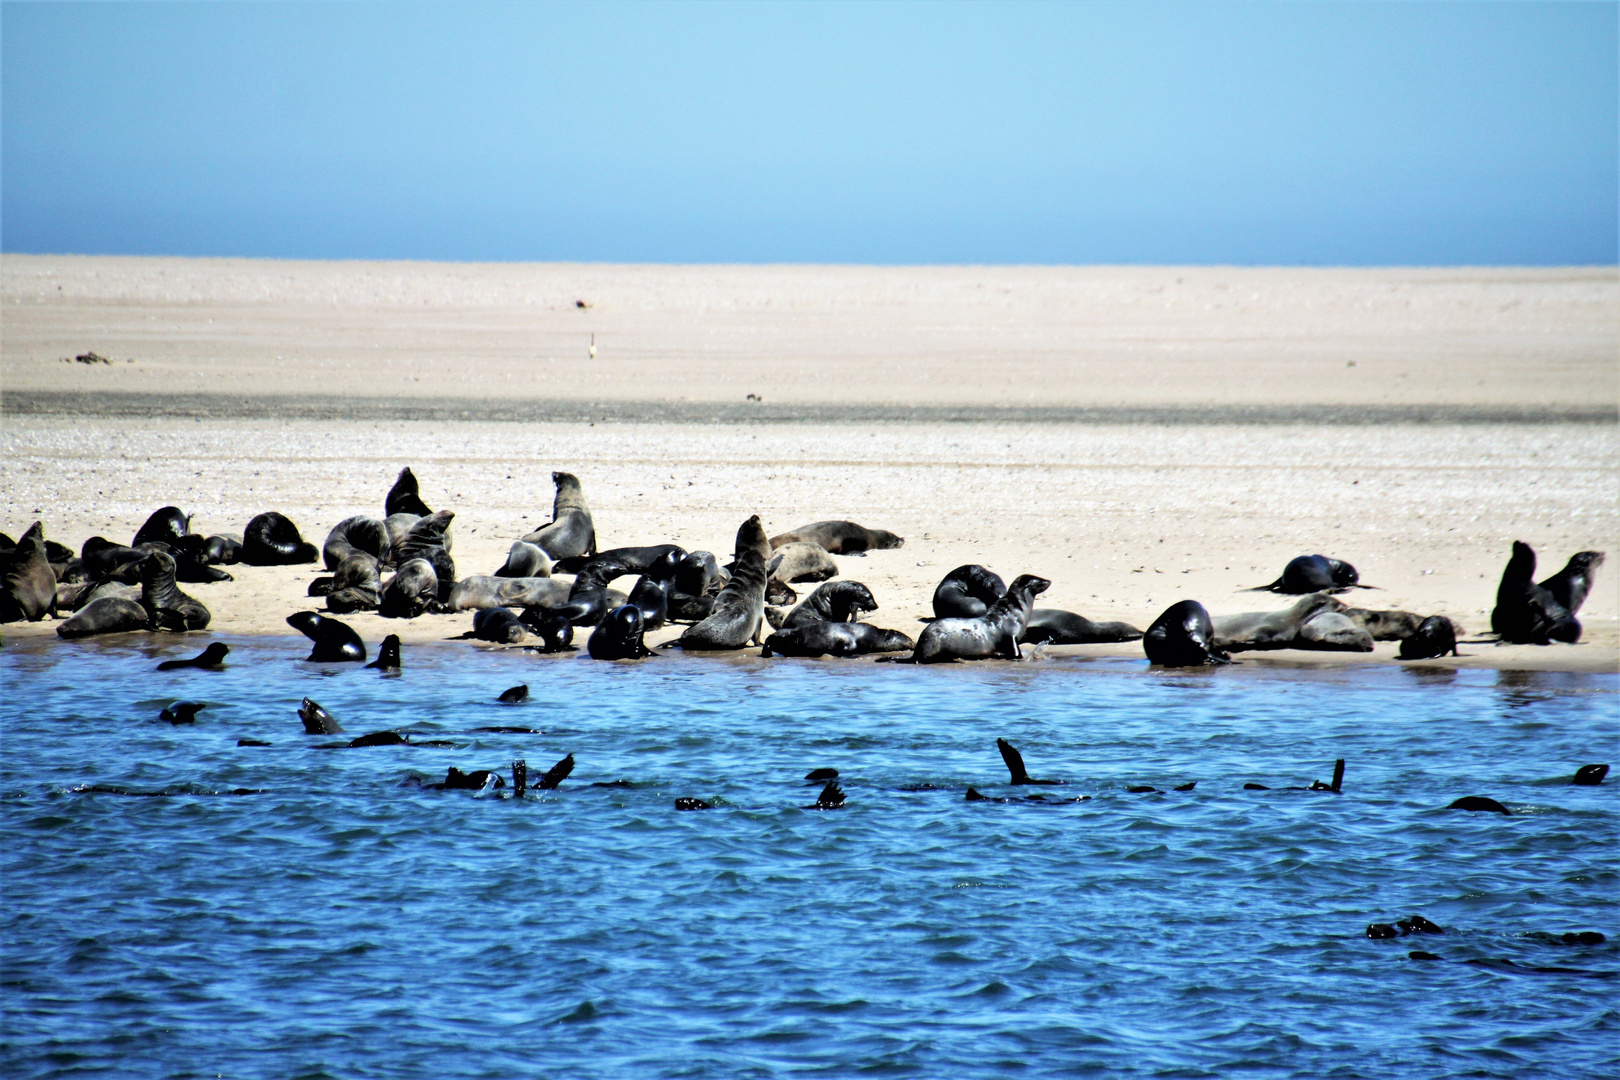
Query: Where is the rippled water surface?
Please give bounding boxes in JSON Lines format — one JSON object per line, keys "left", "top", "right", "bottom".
{"left": 2, "top": 637, "right": 1617, "bottom": 1079}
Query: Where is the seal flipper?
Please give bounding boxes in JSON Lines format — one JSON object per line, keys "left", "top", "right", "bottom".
{"left": 537, "top": 753, "right": 575, "bottom": 790}
{"left": 512, "top": 760, "right": 527, "bottom": 798}
{"left": 998, "top": 738, "right": 1030, "bottom": 784}
{"left": 809, "top": 780, "right": 845, "bottom": 809}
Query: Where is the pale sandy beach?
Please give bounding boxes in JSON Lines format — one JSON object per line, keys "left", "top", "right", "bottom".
{"left": 3, "top": 255, "right": 1616, "bottom": 671}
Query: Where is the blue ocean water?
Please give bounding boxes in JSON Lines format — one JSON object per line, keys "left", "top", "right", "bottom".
{"left": 1, "top": 636, "right": 1616, "bottom": 1079}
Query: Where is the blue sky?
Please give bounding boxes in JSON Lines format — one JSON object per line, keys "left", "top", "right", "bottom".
{"left": 3, "top": 1, "right": 1615, "bottom": 265}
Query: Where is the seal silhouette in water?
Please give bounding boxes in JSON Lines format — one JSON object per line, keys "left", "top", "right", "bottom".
{"left": 287, "top": 611, "right": 366, "bottom": 662}
{"left": 997, "top": 739, "right": 1064, "bottom": 785}
{"left": 1143, "top": 600, "right": 1230, "bottom": 667}
{"left": 385, "top": 467, "right": 433, "bottom": 517}
{"left": 498, "top": 684, "right": 529, "bottom": 703}
{"left": 895, "top": 574, "right": 1048, "bottom": 663}
{"left": 156, "top": 642, "right": 229, "bottom": 670}
{"left": 1248, "top": 555, "right": 1369, "bottom": 594}
{"left": 1448, "top": 795, "right": 1511, "bottom": 815}
{"left": 805, "top": 780, "right": 845, "bottom": 809}
{"left": 1572, "top": 764, "right": 1608, "bottom": 786}
{"left": 1491, "top": 541, "right": 1581, "bottom": 644}
{"left": 931, "top": 565, "right": 1006, "bottom": 619}
{"left": 241, "top": 512, "right": 319, "bottom": 565}
{"left": 366, "top": 634, "right": 402, "bottom": 672}
{"left": 160, "top": 701, "right": 206, "bottom": 724}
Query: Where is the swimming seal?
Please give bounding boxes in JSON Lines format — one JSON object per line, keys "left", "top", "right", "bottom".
{"left": 1143, "top": 600, "right": 1230, "bottom": 667}
{"left": 472, "top": 607, "right": 528, "bottom": 644}
{"left": 1018, "top": 608, "right": 1143, "bottom": 645}
{"left": 156, "top": 642, "right": 229, "bottom": 670}
{"left": 385, "top": 467, "right": 432, "bottom": 517}
{"left": 448, "top": 575, "right": 570, "bottom": 612}
{"left": 520, "top": 472, "right": 595, "bottom": 561}
{"left": 1448, "top": 795, "right": 1511, "bottom": 815}
{"left": 804, "top": 780, "right": 846, "bottom": 809}
{"left": 241, "top": 512, "right": 319, "bottom": 565}
{"left": 1212, "top": 594, "right": 1373, "bottom": 653}
{"left": 378, "top": 558, "right": 439, "bottom": 619}
{"left": 367, "top": 634, "right": 402, "bottom": 671}
{"left": 768, "top": 521, "right": 904, "bottom": 554}
{"left": 932, "top": 565, "right": 1007, "bottom": 619}
{"left": 761, "top": 621, "right": 914, "bottom": 658}
{"left": 674, "top": 546, "right": 769, "bottom": 650}
{"left": 299, "top": 697, "right": 344, "bottom": 734}
{"left": 1397, "top": 616, "right": 1460, "bottom": 660}
{"left": 1491, "top": 541, "right": 1580, "bottom": 644}
{"left": 56, "top": 596, "right": 149, "bottom": 638}
{"left": 493, "top": 540, "right": 553, "bottom": 578}
{"left": 1248, "top": 555, "right": 1368, "bottom": 594}
{"left": 1572, "top": 763, "right": 1608, "bottom": 786}
{"left": 287, "top": 611, "right": 366, "bottom": 662}
{"left": 587, "top": 605, "right": 655, "bottom": 660}
{"left": 498, "top": 684, "right": 529, "bottom": 703}
{"left": 782, "top": 580, "right": 878, "bottom": 629}
{"left": 322, "top": 516, "right": 390, "bottom": 571}
{"left": 898, "top": 574, "right": 1049, "bottom": 663}
{"left": 138, "top": 551, "right": 212, "bottom": 631}
{"left": 1539, "top": 550, "right": 1604, "bottom": 616}
{"left": 1, "top": 522, "right": 56, "bottom": 623}
{"left": 160, "top": 701, "right": 206, "bottom": 725}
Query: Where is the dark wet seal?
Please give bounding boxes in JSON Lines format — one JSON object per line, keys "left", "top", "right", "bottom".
{"left": 471, "top": 725, "right": 544, "bottom": 734}
{"left": 1174, "top": 781, "right": 1197, "bottom": 791}
{"left": 1367, "top": 923, "right": 1400, "bottom": 939}
{"left": 1409, "top": 951, "right": 1442, "bottom": 961}
{"left": 1448, "top": 795, "right": 1512, "bottom": 815}
{"left": 346, "top": 731, "right": 408, "bottom": 748}
{"left": 1399, "top": 915, "right": 1444, "bottom": 935}
{"left": 160, "top": 701, "right": 206, "bottom": 725}
{"left": 1527, "top": 931, "right": 1607, "bottom": 947}
{"left": 498, "top": 684, "right": 529, "bottom": 704}
{"left": 237, "top": 738, "right": 271, "bottom": 747}
{"left": 74, "top": 785, "right": 261, "bottom": 797}
{"left": 1308, "top": 759, "right": 1346, "bottom": 793}
{"left": 805, "top": 767, "right": 839, "bottom": 782}
{"left": 590, "top": 779, "right": 635, "bottom": 788}
{"left": 298, "top": 697, "right": 343, "bottom": 735}
{"left": 1573, "top": 763, "right": 1609, "bottom": 786}
{"left": 965, "top": 787, "right": 1088, "bottom": 804}
{"left": 1127, "top": 786, "right": 1159, "bottom": 794}
{"left": 997, "top": 738, "right": 1064, "bottom": 785}
{"left": 898, "top": 783, "right": 948, "bottom": 792}
{"left": 156, "top": 642, "right": 229, "bottom": 671}
{"left": 805, "top": 781, "right": 845, "bottom": 810}
{"left": 1465, "top": 958, "right": 1617, "bottom": 978}
{"left": 365, "top": 634, "right": 401, "bottom": 672}
{"left": 512, "top": 760, "right": 526, "bottom": 798}
{"left": 675, "top": 797, "right": 712, "bottom": 810}
{"left": 537, "top": 753, "right": 575, "bottom": 790}
{"left": 1244, "top": 783, "right": 1270, "bottom": 790}
{"left": 428, "top": 767, "right": 505, "bottom": 791}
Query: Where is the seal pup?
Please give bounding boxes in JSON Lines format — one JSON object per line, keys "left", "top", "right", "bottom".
{"left": 782, "top": 580, "right": 878, "bottom": 629}
{"left": 367, "top": 634, "right": 402, "bottom": 671}
{"left": 493, "top": 540, "right": 553, "bottom": 578}
{"left": 1491, "top": 541, "right": 1580, "bottom": 644}
{"left": 1018, "top": 608, "right": 1143, "bottom": 645}
{"left": 1, "top": 522, "right": 56, "bottom": 623}
{"left": 287, "top": 611, "right": 366, "bottom": 662}
{"left": 997, "top": 739, "right": 1065, "bottom": 785}
{"left": 325, "top": 554, "right": 383, "bottom": 614}
{"left": 1540, "top": 551, "right": 1604, "bottom": 616}
{"left": 322, "top": 516, "right": 390, "bottom": 571}
{"left": 768, "top": 521, "right": 903, "bottom": 554}
{"left": 518, "top": 607, "right": 576, "bottom": 652}
{"left": 471, "top": 607, "right": 528, "bottom": 644}
{"left": 588, "top": 605, "right": 655, "bottom": 660}
{"left": 385, "top": 467, "right": 432, "bottom": 517}
{"left": 761, "top": 622, "right": 914, "bottom": 658}
{"left": 1143, "top": 600, "right": 1231, "bottom": 667}
{"left": 56, "top": 596, "right": 149, "bottom": 638}
{"left": 1397, "top": 616, "right": 1460, "bottom": 660}
{"left": 241, "top": 512, "right": 319, "bottom": 565}
{"left": 768, "top": 543, "right": 838, "bottom": 586}
{"left": 299, "top": 697, "right": 344, "bottom": 734}
{"left": 378, "top": 558, "right": 439, "bottom": 619}
{"left": 674, "top": 547, "right": 769, "bottom": 650}
{"left": 448, "top": 575, "right": 570, "bottom": 612}
{"left": 931, "top": 565, "right": 1007, "bottom": 619}
{"left": 1212, "top": 594, "right": 1372, "bottom": 653}
{"left": 156, "top": 643, "right": 229, "bottom": 670}
{"left": 520, "top": 472, "right": 596, "bottom": 561}
{"left": 138, "top": 551, "right": 211, "bottom": 631}
{"left": 1248, "top": 555, "right": 1368, "bottom": 594}
{"left": 896, "top": 574, "right": 1050, "bottom": 663}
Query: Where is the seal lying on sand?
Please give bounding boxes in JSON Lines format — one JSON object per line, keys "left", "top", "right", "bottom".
{"left": 1492, "top": 541, "right": 1581, "bottom": 644}
{"left": 1018, "top": 609, "right": 1143, "bottom": 645}
{"left": 242, "top": 512, "right": 319, "bottom": 565}
{"left": 782, "top": 581, "right": 878, "bottom": 629}
{"left": 893, "top": 574, "right": 1049, "bottom": 663}
{"left": 386, "top": 467, "right": 433, "bottom": 517}
{"left": 1397, "top": 616, "right": 1459, "bottom": 660}
{"left": 521, "top": 472, "right": 595, "bottom": 561}
{"left": 493, "top": 540, "right": 553, "bottom": 578}
{"left": 379, "top": 558, "right": 439, "bottom": 619}
{"left": 762, "top": 621, "right": 914, "bottom": 658}
{"left": 390, "top": 511, "right": 456, "bottom": 601}
{"left": 932, "top": 565, "right": 1007, "bottom": 619}
{"left": 1, "top": 522, "right": 56, "bottom": 623}
{"left": 553, "top": 544, "right": 683, "bottom": 576}
{"left": 448, "top": 575, "right": 570, "bottom": 612}
{"left": 674, "top": 547, "right": 769, "bottom": 650}
{"left": 1249, "top": 555, "right": 1369, "bottom": 594}
{"left": 768, "top": 543, "right": 838, "bottom": 586}
{"left": 325, "top": 554, "right": 383, "bottom": 614}
{"left": 1144, "top": 600, "right": 1230, "bottom": 667}
{"left": 768, "top": 521, "right": 904, "bottom": 554}
{"left": 1212, "top": 594, "right": 1373, "bottom": 653}
{"left": 322, "top": 516, "right": 390, "bottom": 571}
{"left": 57, "top": 596, "right": 149, "bottom": 638}
{"left": 472, "top": 607, "right": 528, "bottom": 644}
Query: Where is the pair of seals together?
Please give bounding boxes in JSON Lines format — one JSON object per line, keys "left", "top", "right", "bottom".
{"left": 1491, "top": 542, "right": 1602, "bottom": 644}
{"left": 931, "top": 564, "right": 1143, "bottom": 645}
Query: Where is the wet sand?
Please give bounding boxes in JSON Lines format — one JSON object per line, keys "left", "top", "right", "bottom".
{"left": 2, "top": 255, "right": 1615, "bottom": 671}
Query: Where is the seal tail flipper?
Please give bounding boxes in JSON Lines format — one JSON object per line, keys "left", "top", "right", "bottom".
{"left": 1244, "top": 577, "right": 1286, "bottom": 593}
{"left": 814, "top": 780, "right": 845, "bottom": 809}
{"left": 538, "top": 753, "right": 575, "bottom": 790}
{"left": 997, "top": 738, "right": 1030, "bottom": 784}
{"left": 512, "top": 760, "right": 527, "bottom": 798}
{"left": 1331, "top": 758, "right": 1346, "bottom": 793}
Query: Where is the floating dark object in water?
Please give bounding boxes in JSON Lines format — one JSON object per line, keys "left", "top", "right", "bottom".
{"left": 1367, "top": 923, "right": 1400, "bottom": 939}
{"left": 237, "top": 738, "right": 271, "bottom": 747}
{"left": 1127, "top": 785, "right": 1158, "bottom": 794}
{"left": 807, "top": 780, "right": 845, "bottom": 809}
{"left": 997, "top": 738, "right": 1063, "bottom": 785}
{"left": 160, "top": 700, "right": 206, "bottom": 724}
{"left": 1174, "top": 781, "right": 1197, "bottom": 791}
{"left": 1409, "top": 951, "right": 1442, "bottom": 961}
{"left": 591, "top": 779, "right": 635, "bottom": 789}
{"left": 512, "top": 760, "right": 527, "bottom": 798}
{"left": 498, "top": 684, "right": 530, "bottom": 704}
{"left": 1448, "top": 795, "right": 1511, "bottom": 815}
{"left": 366, "top": 635, "right": 401, "bottom": 672}
{"left": 675, "top": 797, "right": 712, "bottom": 810}
{"left": 1398, "top": 915, "right": 1444, "bottom": 935}
{"left": 298, "top": 697, "right": 343, "bottom": 735}
{"left": 1573, "top": 764, "right": 1609, "bottom": 786}
{"left": 537, "top": 754, "right": 574, "bottom": 791}
{"left": 432, "top": 767, "right": 504, "bottom": 790}
{"left": 1244, "top": 782, "right": 1270, "bottom": 790}
{"left": 156, "top": 642, "right": 229, "bottom": 671}
{"left": 347, "top": 731, "right": 407, "bottom": 748}
{"left": 805, "top": 767, "right": 838, "bottom": 782}
{"left": 1309, "top": 759, "right": 1346, "bottom": 793}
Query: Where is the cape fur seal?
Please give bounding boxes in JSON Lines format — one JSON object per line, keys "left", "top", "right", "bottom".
{"left": 391, "top": 510, "right": 456, "bottom": 601}
{"left": 895, "top": 574, "right": 1049, "bottom": 663}
{"left": 674, "top": 547, "right": 768, "bottom": 650}
{"left": 1, "top": 522, "right": 55, "bottom": 623}
{"left": 588, "top": 605, "right": 655, "bottom": 660}
{"left": 1144, "top": 600, "right": 1230, "bottom": 667}
{"left": 998, "top": 739, "right": 1064, "bottom": 785}
{"left": 1018, "top": 609, "right": 1143, "bottom": 645}
{"left": 1540, "top": 551, "right": 1604, "bottom": 616}
{"left": 322, "top": 516, "right": 390, "bottom": 571}
{"left": 625, "top": 549, "right": 682, "bottom": 631}
{"left": 494, "top": 540, "right": 553, "bottom": 578}
{"left": 156, "top": 642, "right": 229, "bottom": 670}
{"left": 1491, "top": 541, "right": 1581, "bottom": 644}
{"left": 782, "top": 581, "right": 878, "bottom": 629}
{"left": 448, "top": 575, "right": 570, "bottom": 611}
{"left": 472, "top": 607, "right": 528, "bottom": 644}
{"left": 552, "top": 544, "right": 683, "bottom": 576}
{"left": 379, "top": 558, "right": 438, "bottom": 619}
{"left": 299, "top": 697, "right": 344, "bottom": 734}
{"left": 768, "top": 521, "right": 904, "bottom": 554}
{"left": 768, "top": 543, "right": 838, "bottom": 586}
{"left": 1211, "top": 594, "right": 1373, "bottom": 653}
{"left": 932, "top": 565, "right": 1006, "bottom": 619}
{"left": 1397, "top": 616, "right": 1459, "bottom": 660}
{"left": 138, "top": 551, "right": 211, "bottom": 631}
{"left": 324, "top": 554, "right": 383, "bottom": 614}
{"left": 287, "top": 612, "right": 366, "bottom": 662}
{"left": 1249, "top": 555, "right": 1368, "bottom": 594}
{"left": 57, "top": 596, "right": 149, "bottom": 638}
{"left": 761, "top": 621, "right": 914, "bottom": 658}
{"left": 241, "top": 512, "right": 319, "bottom": 565}
{"left": 518, "top": 607, "right": 576, "bottom": 652}
{"left": 386, "top": 467, "right": 433, "bottom": 517}
{"left": 367, "top": 634, "right": 402, "bottom": 671}
{"left": 520, "top": 472, "right": 596, "bottom": 561}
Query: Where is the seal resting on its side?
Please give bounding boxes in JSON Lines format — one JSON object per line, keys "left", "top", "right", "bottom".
{"left": 241, "top": 512, "right": 319, "bottom": 565}
{"left": 448, "top": 575, "right": 569, "bottom": 612}
{"left": 1143, "top": 600, "right": 1230, "bottom": 667}
{"left": 674, "top": 547, "right": 769, "bottom": 650}
{"left": 322, "top": 516, "right": 390, "bottom": 571}
{"left": 1211, "top": 594, "right": 1372, "bottom": 654}
{"left": 471, "top": 607, "right": 527, "bottom": 644}
{"left": 768, "top": 542, "right": 838, "bottom": 586}
{"left": 761, "top": 621, "right": 913, "bottom": 658}
{"left": 287, "top": 611, "right": 366, "bottom": 662}
{"left": 768, "top": 521, "right": 904, "bottom": 554}
{"left": 1491, "top": 541, "right": 1580, "bottom": 644}
{"left": 57, "top": 597, "right": 149, "bottom": 638}
{"left": 783, "top": 581, "right": 878, "bottom": 629}
{"left": 325, "top": 554, "right": 383, "bottom": 614}
{"left": 932, "top": 565, "right": 1006, "bottom": 619}
{"left": 1018, "top": 608, "right": 1143, "bottom": 645}
{"left": 1248, "top": 555, "right": 1368, "bottom": 594}
{"left": 520, "top": 472, "right": 596, "bottom": 561}
{"left": 378, "top": 558, "right": 439, "bottom": 619}
{"left": 894, "top": 574, "right": 1049, "bottom": 663}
